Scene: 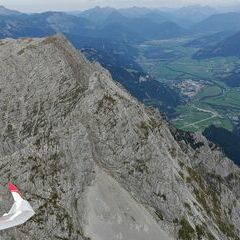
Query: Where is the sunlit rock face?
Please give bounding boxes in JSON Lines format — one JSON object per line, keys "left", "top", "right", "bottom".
{"left": 0, "top": 35, "right": 239, "bottom": 240}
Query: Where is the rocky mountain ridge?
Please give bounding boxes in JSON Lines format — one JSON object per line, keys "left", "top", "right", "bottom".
{"left": 0, "top": 35, "right": 239, "bottom": 240}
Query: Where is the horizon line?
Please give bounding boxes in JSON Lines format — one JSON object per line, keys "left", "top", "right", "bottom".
{"left": 0, "top": 3, "right": 240, "bottom": 14}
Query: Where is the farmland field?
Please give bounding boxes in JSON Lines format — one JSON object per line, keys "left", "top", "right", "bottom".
{"left": 136, "top": 37, "right": 240, "bottom": 132}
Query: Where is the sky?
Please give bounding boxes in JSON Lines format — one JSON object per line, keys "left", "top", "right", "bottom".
{"left": 0, "top": 0, "right": 240, "bottom": 12}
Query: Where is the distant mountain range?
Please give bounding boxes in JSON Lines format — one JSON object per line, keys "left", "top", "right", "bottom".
{"left": 0, "top": 8, "right": 188, "bottom": 43}
{"left": 192, "top": 12, "right": 240, "bottom": 33}
{"left": 0, "top": 5, "right": 239, "bottom": 41}
{"left": 79, "top": 8, "right": 188, "bottom": 42}
{"left": 191, "top": 29, "right": 240, "bottom": 86}
{"left": 78, "top": 5, "right": 217, "bottom": 28}
{"left": 119, "top": 6, "right": 153, "bottom": 18}
{"left": 79, "top": 6, "right": 117, "bottom": 25}
{"left": 184, "top": 31, "right": 234, "bottom": 48}
{"left": 193, "top": 30, "right": 240, "bottom": 59}
{"left": 174, "top": 5, "right": 217, "bottom": 24}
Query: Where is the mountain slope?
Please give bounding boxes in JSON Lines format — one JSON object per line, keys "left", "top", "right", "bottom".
{"left": 0, "top": 12, "right": 96, "bottom": 39}
{"left": 140, "top": 10, "right": 171, "bottom": 24}
{"left": 203, "top": 125, "right": 240, "bottom": 165}
{"left": 98, "top": 17, "right": 186, "bottom": 42}
{"left": 174, "top": 5, "right": 217, "bottom": 23}
{"left": 79, "top": 6, "right": 117, "bottom": 25}
{"left": 0, "top": 35, "right": 239, "bottom": 240}
{"left": 0, "top": 5, "right": 21, "bottom": 15}
{"left": 0, "top": 14, "right": 55, "bottom": 38}
{"left": 119, "top": 7, "right": 153, "bottom": 18}
{"left": 184, "top": 31, "right": 234, "bottom": 48}
{"left": 194, "top": 31, "right": 240, "bottom": 59}
{"left": 192, "top": 12, "right": 240, "bottom": 33}
{"left": 45, "top": 12, "right": 95, "bottom": 34}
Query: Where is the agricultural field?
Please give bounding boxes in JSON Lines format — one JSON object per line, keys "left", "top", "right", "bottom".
{"left": 136, "top": 37, "right": 240, "bottom": 132}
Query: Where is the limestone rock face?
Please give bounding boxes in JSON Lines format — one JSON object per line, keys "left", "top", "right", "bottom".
{"left": 0, "top": 35, "right": 239, "bottom": 240}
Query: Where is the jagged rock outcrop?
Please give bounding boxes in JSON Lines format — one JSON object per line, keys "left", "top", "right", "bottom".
{"left": 0, "top": 35, "right": 239, "bottom": 240}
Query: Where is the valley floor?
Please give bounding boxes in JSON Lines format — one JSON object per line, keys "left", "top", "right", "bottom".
{"left": 136, "top": 37, "right": 240, "bottom": 132}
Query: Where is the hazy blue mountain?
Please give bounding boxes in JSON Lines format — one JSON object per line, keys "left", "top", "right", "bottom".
{"left": 129, "top": 5, "right": 216, "bottom": 27}
{"left": 67, "top": 34, "right": 139, "bottom": 61}
{"left": 132, "top": 10, "right": 192, "bottom": 28}
{"left": 184, "top": 31, "right": 234, "bottom": 48}
{"left": 80, "top": 6, "right": 191, "bottom": 31}
{"left": 140, "top": 10, "right": 171, "bottom": 24}
{"left": 66, "top": 8, "right": 186, "bottom": 43}
{"left": 118, "top": 7, "right": 153, "bottom": 18}
{"left": 156, "top": 21, "right": 187, "bottom": 38}
{"left": 66, "top": 10, "right": 82, "bottom": 16}
{"left": 109, "top": 17, "right": 178, "bottom": 40}
{"left": 192, "top": 12, "right": 240, "bottom": 33}
{"left": 0, "top": 5, "right": 21, "bottom": 15}
{"left": 141, "top": 5, "right": 218, "bottom": 28}
{"left": 193, "top": 31, "right": 240, "bottom": 59}
{"left": 80, "top": 7, "right": 170, "bottom": 24}
{"left": 44, "top": 12, "right": 96, "bottom": 34}
{"left": 100, "top": 23, "right": 144, "bottom": 43}
{"left": 216, "top": 4, "right": 240, "bottom": 13}
{"left": 0, "top": 14, "right": 55, "bottom": 38}
{"left": 0, "top": 7, "right": 187, "bottom": 43}
{"left": 100, "top": 13, "right": 187, "bottom": 42}
{"left": 79, "top": 6, "right": 117, "bottom": 25}
{"left": 192, "top": 30, "right": 240, "bottom": 87}
{"left": 174, "top": 5, "right": 217, "bottom": 23}
{"left": 101, "top": 10, "right": 129, "bottom": 25}
{"left": 203, "top": 125, "right": 240, "bottom": 165}
{"left": 0, "top": 12, "right": 95, "bottom": 39}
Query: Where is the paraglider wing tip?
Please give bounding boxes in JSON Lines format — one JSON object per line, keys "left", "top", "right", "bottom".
{"left": 8, "top": 183, "right": 20, "bottom": 193}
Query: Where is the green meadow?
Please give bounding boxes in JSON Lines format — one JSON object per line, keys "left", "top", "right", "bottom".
{"left": 137, "top": 38, "right": 240, "bottom": 132}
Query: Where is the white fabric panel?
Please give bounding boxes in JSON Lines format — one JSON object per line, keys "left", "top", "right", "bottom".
{"left": 0, "top": 184, "right": 35, "bottom": 231}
